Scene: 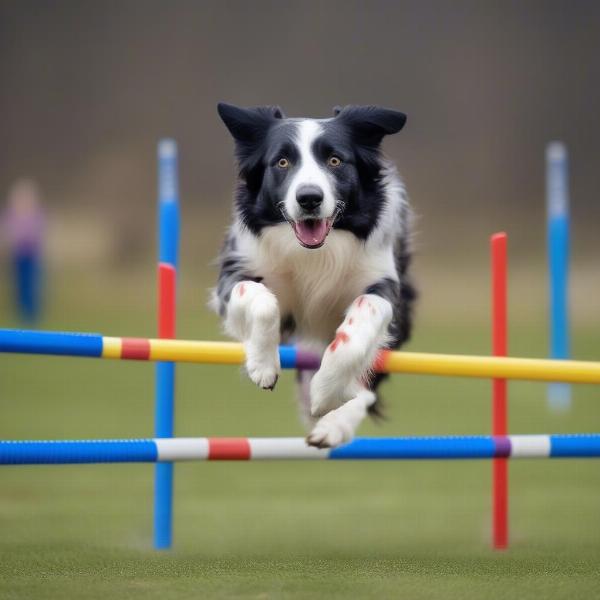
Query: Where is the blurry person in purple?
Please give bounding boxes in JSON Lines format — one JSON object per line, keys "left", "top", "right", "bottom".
{"left": 2, "top": 179, "right": 45, "bottom": 323}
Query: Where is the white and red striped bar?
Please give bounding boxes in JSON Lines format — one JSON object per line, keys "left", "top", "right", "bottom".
{"left": 1, "top": 435, "right": 599, "bottom": 464}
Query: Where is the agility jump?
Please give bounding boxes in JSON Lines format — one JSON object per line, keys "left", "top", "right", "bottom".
{"left": 2, "top": 139, "right": 597, "bottom": 554}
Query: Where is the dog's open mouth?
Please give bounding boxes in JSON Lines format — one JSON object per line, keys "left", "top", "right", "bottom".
{"left": 291, "top": 218, "right": 334, "bottom": 249}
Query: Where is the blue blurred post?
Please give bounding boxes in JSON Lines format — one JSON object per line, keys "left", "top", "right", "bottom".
{"left": 154, "top": 139, "right": 180, "bottom": 549}
{"left": 546, "top": 142, "right": 571, "bottom": 412}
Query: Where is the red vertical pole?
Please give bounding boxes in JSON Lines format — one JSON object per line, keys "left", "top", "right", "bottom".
{"left": 491, "top": 232, "right": 508, "bottom": 549}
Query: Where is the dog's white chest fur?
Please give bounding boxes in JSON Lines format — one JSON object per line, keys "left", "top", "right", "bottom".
{"left": 237, "top": 223, "right": 396, "bottom": 347}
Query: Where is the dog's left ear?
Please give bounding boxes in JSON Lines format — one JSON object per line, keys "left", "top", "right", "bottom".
{"left": 334, "top": 105, "right": 406, "bottom": 146}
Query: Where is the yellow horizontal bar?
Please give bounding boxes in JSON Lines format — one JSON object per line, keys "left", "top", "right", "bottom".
{"left": 382, "top": 351, "right": 600, "bottom": 384}
{"left": 96, "top": 336, "right": 600, "bottom": 385}
{"left": 102, "top": 337, "right": 121, "bottom": 359}
{"left": 148, "top": 339, "right": 246, "bottom": 365}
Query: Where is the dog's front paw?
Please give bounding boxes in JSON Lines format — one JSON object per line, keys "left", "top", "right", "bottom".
{"left": 231, "top": 282, "right": 281, "bottom": 390}
{"left": 246, "top": 344, "right": 280, "bottom": 390}
{"left": 306, "top": 410, "right": 354, "bottom": 448}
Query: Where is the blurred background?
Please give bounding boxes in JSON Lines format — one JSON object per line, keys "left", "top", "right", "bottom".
{"left": 0, "top": 2, "right": 599, "bottom": 595}
{"left": 1, "top": 0, "right": 599, "bottom": 323}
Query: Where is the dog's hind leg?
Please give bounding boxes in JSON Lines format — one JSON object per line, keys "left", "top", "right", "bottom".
{"left": 307, "top": 386, "right": 376, "bottom": 448}
{"left": 225, "top": 280, "right": 281, "bottom": 390}
{"left": 296, "top": 369, "right": 318, "bottom": 429}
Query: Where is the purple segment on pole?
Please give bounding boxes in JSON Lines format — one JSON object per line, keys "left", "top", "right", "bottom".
{"left": 493, "top": 436, "right": 511, "bottom": 458}
{"left": 295, "top": 349, "right": 322, "bottom": 370}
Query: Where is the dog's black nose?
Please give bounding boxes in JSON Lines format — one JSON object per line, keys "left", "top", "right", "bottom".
{"left": 296, "top": 185, "right": 323, "bottom": 211}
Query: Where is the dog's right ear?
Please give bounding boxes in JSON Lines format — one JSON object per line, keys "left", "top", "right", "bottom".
{"left": 334, "top": 105, "right": 406, "bottom": 147}
{"left": 217, "top": 103, "right": 284, "bottom": 144}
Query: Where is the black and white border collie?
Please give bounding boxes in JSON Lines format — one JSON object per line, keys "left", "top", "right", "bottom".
{"left": 212, "top": 103, "right": 416, "bottom": 448}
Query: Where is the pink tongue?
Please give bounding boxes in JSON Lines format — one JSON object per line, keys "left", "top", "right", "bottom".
{"left": 294, "top": 219, "right": 328, "bottom": 247}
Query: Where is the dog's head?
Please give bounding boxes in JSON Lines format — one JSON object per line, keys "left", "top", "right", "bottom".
{"left": 218, "top": 103, "right": 406, "bottom": 248}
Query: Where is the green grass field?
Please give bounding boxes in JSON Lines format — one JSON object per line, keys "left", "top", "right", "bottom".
{"left": 1, "top": 270, "right": 599, "bottom": 599}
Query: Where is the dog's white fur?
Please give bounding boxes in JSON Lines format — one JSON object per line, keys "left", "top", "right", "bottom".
{"left": 282, "top": 120, "right": 337, "bottom": 222}
{"left": 219, "top": 119, "right": 408, "bottom": 447}
{"left": 225, "top": 280, "right": 281, "bottom": 389}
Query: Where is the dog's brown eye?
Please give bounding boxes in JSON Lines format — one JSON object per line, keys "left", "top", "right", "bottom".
{"left": 328, "top": 156, "right": 342, "bottom": 167}
{"left": 277, "top": 157, "right": 290, "bottom": 169}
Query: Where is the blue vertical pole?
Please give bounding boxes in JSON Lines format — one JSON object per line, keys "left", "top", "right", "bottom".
{"left": 154, "top": 139, "right": 180, "bottom": 548}
{"left": 546, "top": 141, "right": 571, "bottom": 411}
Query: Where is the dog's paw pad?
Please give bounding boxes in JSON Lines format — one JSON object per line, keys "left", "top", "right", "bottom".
{"left": 306, "top": 413, "right": 353, "bottom": 448}
{"left": 264, "top": 374, "right": 279, "bottom": 391}
{"left": 246, "top": 359, "right": 280, "bottom": 390}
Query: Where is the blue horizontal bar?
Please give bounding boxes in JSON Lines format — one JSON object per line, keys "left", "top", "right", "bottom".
{"left": 0, "top": 329, "right": 103, "bottom": 357}
{"left": 0, "top": 440, "right": 157, "bottom": 464}
{"left": 278, "top": 346, "right": 297, "bottom": 369}
{"left": 0, "top": 435, "right": 597, "bottom": 465}
{"left": 550, "top": 434, "right": 600, "bottom": 457}
{"left": 330, "top": 436, "right": 497, "bottom": 459}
